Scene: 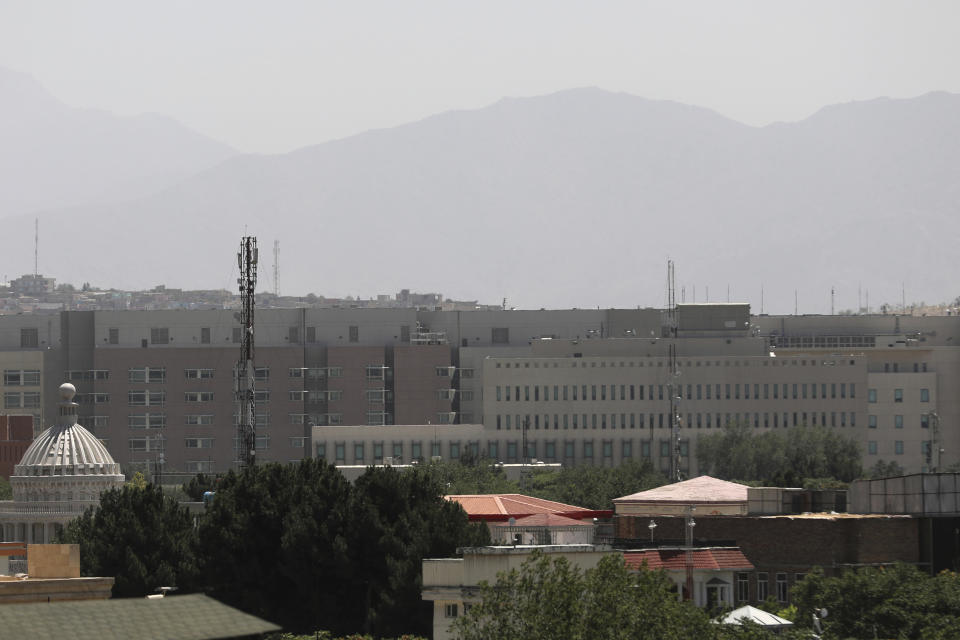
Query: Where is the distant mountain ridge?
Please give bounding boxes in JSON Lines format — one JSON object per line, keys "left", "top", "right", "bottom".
{"left": 4, "top": 85, "right": 958, "bottom": 314}
{"left": 0, "top": 67, "right": 237, "bottom": 216}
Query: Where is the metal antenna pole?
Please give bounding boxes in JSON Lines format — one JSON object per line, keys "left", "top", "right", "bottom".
{"left": 667, "top": 260, "right": 682, "bottom": 482}
{"left": 236, "top": 237, "right": 258, "bottom": 469}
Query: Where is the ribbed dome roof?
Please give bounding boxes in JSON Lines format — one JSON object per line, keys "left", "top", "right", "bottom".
{"left": 16, "top": 423, "right": 120, "bottom": 476}
{"left": 13, "top": 383, "right": 121, "bottom": 477}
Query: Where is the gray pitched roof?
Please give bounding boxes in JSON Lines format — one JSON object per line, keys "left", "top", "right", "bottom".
{"left": 0, "top": 593, "right": 280, "bottom": 639}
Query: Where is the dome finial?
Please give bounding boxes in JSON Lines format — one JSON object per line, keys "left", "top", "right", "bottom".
{"left": 59, "top": 382, "right": 77, "bottom": 402}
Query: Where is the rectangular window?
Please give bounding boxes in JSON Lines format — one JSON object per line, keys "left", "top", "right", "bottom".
{"left": 491, "top": 327, "right": 509, "bottom": 344}
{"left": 20, "top": 328, "right": 39, "bottom": 348}
{"left": 868, "top": 441, "right": 877, "bottom": 455}
{"left": 894, "top": 389, "right": 903, "bottom": 403}
{"left": 895, "top": 440, "right": 904, "bottom": 455}
{"left": 185, "top": 414, "right": 214, "bottom": 426}
{"left": 109, "top": 327, "right": 120, "bottom": 344}
{"left": 200, "top": 327, "right": 211, "bottom": 344}
{"left": 921, "top": 388, "right": 930, "bottom": 402}
{"left": 921, "top": 414, "right": 930, "bottom": 429}
{"left": 185, "top": 438, "right": 214, "bottom": 449}
{"left": 185, "top": 368, "right": 214, "bottom": 380}
{"left": 354, "top": 442, "right": 365, "bottom": 462}
{"left": 185, "top": 391, "right": 215, "bottom": 402}
{"left": 335, "top": 443, "right": 346, "bottom": 462}
{"left": 776, "top": 573, "right": 788, "bottom": 603}
{"left": 869, "top": 415, "right": 877, "bottom": 428}
{"left": 444, "top": 604, "right": 458, "bottom": 619}
{"left": 895, "top": 415, "right": 904, "bottom": 429}
{"left": 150, "top": 327, "right": 169, "bottom": 344}
{"left": 756, "top": 573, "right": 769, "bottom": 601}
{"left": 583, "top": 441, "right": 594, "bottom": 459}
{"left": 736, "top": 573, "right": 749, "bottom": 603}
{"left": 128, "top": 414, "right": 166, "bottom": 429}
{"left": 306, "top": 326, "right": 316, "bottom": 343}
{"left": 348, "top": 326, "right": 359, "bottom": 343}
{"left": 868, "top": 388, "right": 877, "bottom": 403}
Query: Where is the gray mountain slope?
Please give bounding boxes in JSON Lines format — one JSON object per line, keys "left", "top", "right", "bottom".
{"left": 5, "top": 88, "right": 958, "bottom": 314}
{"left": 0, "top": 67, "right": 237, "bottom": 216}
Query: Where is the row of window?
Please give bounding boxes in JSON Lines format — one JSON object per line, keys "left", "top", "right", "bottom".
{"left": 127, "top": 435, "right": 271, "bottom": 451}
{"left": 3, "top": 392, "right": 41, "bottom": 409}
{"left": 494, "top": 410, "right": 859, "bottom": 431}
{"left": 867, "top": 414, "right": 934, "bottom": 429}
{"left": 317, "top": 438, "right": 685, "bottom": 465}
{"left": 495, "top": 382, "right": 857, "bottom": 403}
{"left": 496, "top": 357, "right": 857, "bottom": 369}
{"left": 866, "top": 440, "right": 933, "bottom": 457}
{"left": 867, "top": 388, "right": 930, "bottom": 403}
{"left": 2, "top": 370, "right": 40, "bottom": 386}
{"left": 737, "top": 572, "right": 797, "bottom": 604}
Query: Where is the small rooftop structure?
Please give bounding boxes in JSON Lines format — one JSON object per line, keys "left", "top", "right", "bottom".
{"left": 445, "top": 493, "right": 610, "bottom": 522}
{"left": 490, "top": 513, "right": 595, "bottom": 546}
{"left": 613, "top": 476, "right": 749, "bottom": 516}
{"left": 0, "top": 593, "right": 280, "bottom": 639}
{"left": 717, "top": 605, "right": 793, "bottom": 630}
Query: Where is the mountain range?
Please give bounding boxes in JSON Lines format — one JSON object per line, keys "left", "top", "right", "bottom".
{"left": 2, "top": 69, "right": 958, "bottom": 314}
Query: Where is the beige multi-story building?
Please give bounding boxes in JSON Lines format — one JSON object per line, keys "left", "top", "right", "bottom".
{"left": 0, "top": 304, "right": 957, "bottom": 476}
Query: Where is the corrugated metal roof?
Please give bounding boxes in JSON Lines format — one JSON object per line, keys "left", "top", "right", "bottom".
{"left": 623, "top": 548, "right": 753, "bottom": 571}
{"left": 614, "top": 476, "right": 749, "bottom": 504}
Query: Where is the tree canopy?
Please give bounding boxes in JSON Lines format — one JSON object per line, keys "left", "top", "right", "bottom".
{"left": 790, "top": 564, "right": 960, "bottom": 640}
{"left": 696, "top": 422, "right": 862, "bottom": 485}
{"left": 453, "top": 551, "right": 717, "bottom": 640}
{"left": 196, "top": 459, "right": 488, "bottom": 637}
{"left": 59, "top": 483, "right": 199, "bottom": 597}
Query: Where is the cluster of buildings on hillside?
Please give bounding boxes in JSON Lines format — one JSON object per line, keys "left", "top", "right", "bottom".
{"left": 424, "top": 474, "right": 960, "bottom": 638}
{"left": 0, "top": 302, "right": 956, "bottom": 480}
{"left": 0, "top": 274, "right": 498, "bottom": 314}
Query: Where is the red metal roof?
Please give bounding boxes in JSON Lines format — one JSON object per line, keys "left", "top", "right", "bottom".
{"left": 614, "top": 476, "right": 749, "bottom": 504}
{"left": 623, "top": 548, "right": 753, "bottom": 571}
{"left": 445, "top": 494, "right": 612, "bottom": 522}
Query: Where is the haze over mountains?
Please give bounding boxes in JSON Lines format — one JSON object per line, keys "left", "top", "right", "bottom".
{"left": 0, "top": 67, "right": 236, "bottom": 215}
{"left": 3, "top": 68, "right": 958, "bottom": 314}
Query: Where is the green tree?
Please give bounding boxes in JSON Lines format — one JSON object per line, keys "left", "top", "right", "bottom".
{"left": 526, "top": 460, "right": 666, "bottom": 510}
{"left": 198, "top": 459, "right": 488, "bottom": 637}
{"left": 348, "top": 466, "right": 489, "bottom": 637}
{"left": 423, "top": 457, "right": 518, "bottom": 495}
{"left": 198, "top": 459, "right": 354, "bottom": 634}
{"left": 867, "top": 459, "right": 904, "bottom": 478}
{"left": 697, "top": 423, "right": 861, "bottom": 486}
{"left": 453, "top": 551, "right": 717, "bottom": 640}
{"left": 790, "top": 564, "right": 960, "bottom": 639}
{"left": 59, "top": 483, "right": 199, "bottom": 597}
{"left": 182, "top": 472, "right": 220, "bottom": 500}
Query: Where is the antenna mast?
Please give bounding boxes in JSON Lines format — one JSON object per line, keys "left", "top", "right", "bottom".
{"left": 236, "top": 237, "right": 258, "bottom": 469}
{"left": 667, "top": 260, "right": 682, "bottom": 482}
{"left": 273, "top": 239, "right": 280, "bottom": 297}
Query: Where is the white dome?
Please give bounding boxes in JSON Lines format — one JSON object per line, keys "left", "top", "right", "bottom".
{"left": 15, "top": 423, "right": 121, "bottom": 476}
{"left": 12, "top": 381, "right": 122, "bottom": 477}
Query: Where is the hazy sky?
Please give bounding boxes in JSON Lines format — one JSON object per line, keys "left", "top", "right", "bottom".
{"left": 2, "top": 1, "right": 959, "bottom": 153}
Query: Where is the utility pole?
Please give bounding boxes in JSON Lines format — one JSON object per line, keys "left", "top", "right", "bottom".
{"left": 520, "top": 416, "right": 530, "bottom": 492}
{"left": 236, "top": 237, "right": 258, "bottom": 469}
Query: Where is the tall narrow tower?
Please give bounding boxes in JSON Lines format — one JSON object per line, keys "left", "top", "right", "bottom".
{"left": 273, "top": 239, "right": 280, "bottom": 297}
{"left": 236, "top": 237, "right": 258, "bottom": 469}
{"left": 666, "top": 260, "right": 683, "bottom": 482}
